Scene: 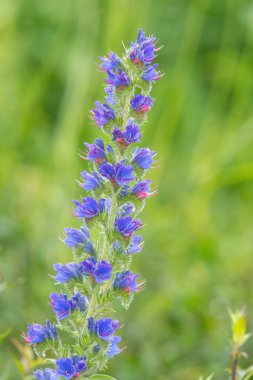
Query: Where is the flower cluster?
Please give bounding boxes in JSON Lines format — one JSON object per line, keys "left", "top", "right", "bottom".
{"left": 25, "top": 29, "right": 161, "bottom": 379}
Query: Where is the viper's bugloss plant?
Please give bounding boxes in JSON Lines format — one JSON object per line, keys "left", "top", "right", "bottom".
{"left": 24, "top": 29, "right": 161, "bottom": 380}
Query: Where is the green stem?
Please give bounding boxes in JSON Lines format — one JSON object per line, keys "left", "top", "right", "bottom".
{"left": 86, "top": 291, "right": 97, "bottom": 319}
{"left": 231, "top": 348, "right": 239, "bottom": 380}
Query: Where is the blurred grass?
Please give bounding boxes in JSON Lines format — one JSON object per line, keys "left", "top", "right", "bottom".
{"left": 1, "top": 0, "right": 253, "bottom": 379}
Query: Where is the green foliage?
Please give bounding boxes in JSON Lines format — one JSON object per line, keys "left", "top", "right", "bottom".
{"left": 230, "top": 308, "right": 251, "bottom": 348}
{"left": 0, "top": 0, "right": 253, "bottom": 379}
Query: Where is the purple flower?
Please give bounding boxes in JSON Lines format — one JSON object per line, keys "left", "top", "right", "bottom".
{"left": 64, "top": 226, "right": 95, "bottom": 254}
{"left": 56, "top": 356, "right": 87, "bottom": 379}
{"left": 123, "top": 120, "right": 142, "bottom": 143}
{"left": 89, "top": 317, "right": 120, "bottom": 341}
{"left": 70, "top": 292, "right": 87, "bottom": 312}
{"left": 80, "top": 257, "right": 97, "bottom": 275}
{"left": 98, "top": 198, "right": 111, "bottom": 213}
{"left": 117, "top": 202, "right": 135, "bottom": 217}
{"left": 99, "top": 163, "right": 115, "bottom": 181}
{"left": 99, "top": 163, "right": 134, "bottom": 186}
{"left": 92, "top": 101, "right": 115, "bottom": 127}
{"left": 112, "top": 128, "right": 124, "bottom": 143}
{"left": 106, "top": 69, "right": 130, "bottom": 87}
{"left": 127, "top": 234, "right": 143, "bottom": 254}
{"left": 115, "top": 163, "right": 134, "bottom": 186}
{"left": 64, "top": 226, "right": 89, "bottom": 248}
{"left": 130, "top": 94, "right": 153, "bottom": 113}
{"left": 142, "top": 63, "right": 160, "bottom": 82}
{"left": 100, "top": 52, "right": 121, "bottom": 71}
{"left": 132, "top": 179, "right": 152, "bottom": 199}
{"left": 132, "top": 147, "right": 156, "bottom": 169}
{"left": 34, "top": 369, "right": 58, "bottom": 380}
{"left": 81, "top": 171, "right": 104, "bottom": 191}
{"left": 107, "top": 336, "right": 122, "bottom": 358}
{"left": 73, "top": 196, "right": 104, "bottom": 219}
{"left": 50, "top": 293, "right": 87, "bottom": 320}
{"left": 105, "top": 86, "right": 116, "bottom": 105}
{"left": 53, "top": 263, "right": 83, "bottom": 283}
{"left": 112, "top": 120, "right": 142, "bottom": 150}
{"left": 80, "top": 257, "right": 112, "bottom": 284}
{"left": 115, "top": 216, "right": 142, "bottom": 237}
{"left": 130, "top": 29, "right": 157, "bottom": 64}
{"left": 56, "top": 358, "right": 76, "bottom": 380}
{"left": 50, "top": 293, "right": 71, "bottom": 320}
{"left": 72, "top": 355, "right": 88, "bottom": 374}
{"left": 94, "top": 261, "right": 112, "bottom": 283}
{"left": 84, "top": 138, "right": 105, "bottom": 163}
{"left": 114, "top": 271, "right": 139, "bottom": 293}
{"left": 25, "top": 320, "right": 57, "bottom": 344}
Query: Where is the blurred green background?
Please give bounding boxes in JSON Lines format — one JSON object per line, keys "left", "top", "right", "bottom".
{"left": 1, "top": 0, "right": 253, "bottom": 379}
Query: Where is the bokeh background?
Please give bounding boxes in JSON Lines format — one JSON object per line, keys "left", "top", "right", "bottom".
{"left": 1, "top": 0, "right": 253, "bottom": 379}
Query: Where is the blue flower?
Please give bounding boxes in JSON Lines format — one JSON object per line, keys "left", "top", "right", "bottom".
{"left": 55, "top": 356, "right": 87, "bottom": 379}
{"left": 112, "top": 120, "right": 141, "bottom": 147}
{"left": 50, "top": 293, "right": 71, "bottom": 320}
{"left": 53, "top": 263, "right": 83, "bottom": 283}
{"left": 88, "top": 317, "right": 120, "bottom": 341}
{"left": 56, "top": 358, "right": 76, "bottom": 379}
{"left": 73, "top": 196, "right": 105, "bottom": 219}
{"left": 64, "top": 226, "right": 95, "bottom": 254}
{"left": 132, "top": 179, "right": 152, "bottom": 199}
{"left": 107, "top": 336, "right": 122, "bottom": 358}
{"left": 84, "top": 138, "right": 105, "bottom": 163}
{"left": 130, "top": 94, "right": 153, "bottom": 113}
{"left": 100, "top": 52, "right": 121, "bottom": 71}
{"left": 115, "top": 216, "right": 142, "bottom": 237}
{"left": 80, "top": 257, "right": 112, "bottom": 284}
{"left": 127, "top": 234, "right": 143, "bottom": 254}
{"left": 70, "top": 292, "right": 88, "bottom": 312}
{"left": 132, "top": 147, "right": 156, "bottom": 169}
{"left": 117, "top": 202, "right": 135, "bottom": 217}
{"left": 105, "top": 86, "right": 116, "bottom": 105}
{"left": 99, "top": 163, "right": 134, "bottom": 186}
{"left": 92, "top": 101, "right": 115, "bottom": 127}
{"left": 34, "top": 369, "right": 58, "bottom": 380}
{"left": 98, "top": 198, "right": 111, "bottom": 213}
{"left": 115, "top": 163, "right": 134, "bottom": 186}
{"left": 94, "top": 261, "right": 112, "bottom": 283}
{"left": 106, "top": 69, "right": 130, "bottom": 87}
{"left": 130, "top": 29, "right": 157, "bottom": 64}
{"left": 114, "top": 271, "right": 139, "bottom": 292}
{"left": 123, "top": 119, "right": 142, "bottom": 143}
{"left": 64, "top": 226, "right": 89, "bottom": 248}
{"left": 81, "top": 171, "right": 104, "bottom": 191}
{"left": 72, "top": 355, "right": 88, "bottom": 373}
{"left": 25, "top": 320, "right": 57, "bottom": 344}
{"left": 50, "top": 293, "right": 87, "bottom": 320}
{"left": 80, "top": 257, "right": 97, "bottom": 275}
{"left": 142, "top": 63, "right": 160, "bottom": 82}
{"left": 99, "top": 163, "right": 115, "bottom": 181}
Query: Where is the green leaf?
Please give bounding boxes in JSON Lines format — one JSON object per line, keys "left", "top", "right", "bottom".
{"left": 90, "top": 375, "right": 117, "bottom": 380}
{"left": 229, "top": 308, "right": 249, "bottom": 347}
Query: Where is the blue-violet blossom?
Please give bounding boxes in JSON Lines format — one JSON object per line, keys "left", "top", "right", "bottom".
{"left": 26, "top": 28, "right": 161, "bottom": 378}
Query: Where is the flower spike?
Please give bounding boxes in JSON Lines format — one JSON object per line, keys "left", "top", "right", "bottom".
{"left": 26, "top": 28, "right": 161, "bottom": 379}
